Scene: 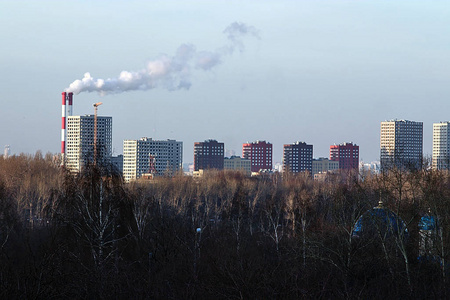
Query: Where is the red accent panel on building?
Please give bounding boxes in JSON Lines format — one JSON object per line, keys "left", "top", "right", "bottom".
{"left": 242, "top": 140, "right": 272, "bottom": 172}
{"left": 330, "top": 142, "right": 359, "bottom": 171}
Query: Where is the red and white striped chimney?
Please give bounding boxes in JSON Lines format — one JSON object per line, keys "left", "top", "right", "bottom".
{"left": 61, "top": 92, "right": 67, "bottom": 166}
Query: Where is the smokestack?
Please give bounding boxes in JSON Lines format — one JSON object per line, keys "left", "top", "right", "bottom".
{"left": 68, "top": 92, "right": 73, "bottom": 116}
{"left": 61, "top": 92, "right": 66, "bottom": 166}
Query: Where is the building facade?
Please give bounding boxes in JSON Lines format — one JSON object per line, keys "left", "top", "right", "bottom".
{"left": 283, "top": 141, "right": 313, "bottom": 174}
{"left": 4, "top": 145, "right": 10, "bottom": 159}
{"left": 193, "top": 139, "right": 224, "bottom": 171}
{"left": 224, "top": 156, "right": 251, "bottom": 175}
{"left": 312, "top": 157, "right": 339, "bottom": 175}
{"left": 66, "top": 115, "right": 112, "bottom": 172}
{"left": 380, "top": 120, "right": 423, "bottom": 170}
{"left": 242, "top": 140, "right": 273, "bottom": 172}
{"left": 123, "top": 137, "right": 182, "bottom": 182}
{"left": 110, "top": 155, "right": 123, "bottom": 174}
{"left": 432, "top": 122, "right": 450, "bottom": 170}
{"left": 330, "top": 142, "right": 359, "bottom": 171}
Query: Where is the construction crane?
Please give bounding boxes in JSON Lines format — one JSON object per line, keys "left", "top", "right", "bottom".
{"left": 149, "top": 154, "right": 157, "bottom": 177}
{"left": 93, "top": 102, "right": 103, "bottom": 165}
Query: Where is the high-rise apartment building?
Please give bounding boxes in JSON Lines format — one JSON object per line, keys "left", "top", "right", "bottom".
{"left": 110, "top": 155, "right": 123, "bottom": 174}
{"left": 4, "top": 145, "right": 10, "bottom": 159}
{"left": 330, "top": 142, "right": 359, "bottom": 171}
{"left": 380, "top": 119, "right": 423, "bottom": 170}
{"left": 432, "top": 122, "right": 450, "bottom": 170}
{"left": 283, "top": 141, "right": 313, "bottom": 174}
{"left": 194, "top": 139, "right": 224, "bottom": 171}
{"left": 66, "top": 115, "right": 112, "bottom": 172}
{"left": 242, "top": 140, "right": 273, "bottom": 172}
{"left": 123, "top": 137, "right": 182, "bottom": 182}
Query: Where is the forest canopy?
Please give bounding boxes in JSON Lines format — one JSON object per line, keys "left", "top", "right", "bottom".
{"left": 0, "top": 152, "right": 449, "bottom": 299}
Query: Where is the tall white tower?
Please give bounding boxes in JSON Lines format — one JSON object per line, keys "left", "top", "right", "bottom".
{"left": 380, "top": 119, "right": 423, "bottom": 170}
{"left": 66, "top": 115, "right": 112, "bottom": 172}
{"left": 432, "top": 122, "right": 450, "bottom": 170}
{"left": 4, "top": 145, "right": 10, "bottom": 159}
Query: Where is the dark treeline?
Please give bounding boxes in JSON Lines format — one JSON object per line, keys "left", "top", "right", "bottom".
{"left": 0, "top": 153, "right": 449, "bottom": 299}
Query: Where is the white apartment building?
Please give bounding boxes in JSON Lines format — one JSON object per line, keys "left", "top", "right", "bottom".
{"left": 380, "top": 119, "right": 423, "bottom": 170}
{"left": 432, "top": 122, "right": 450, "bottom": 170}
{"left": 66, "top": 115, "right": 112, "bottom": 172}
{"left": 123, "top": 137, "right": 182, "bottom": 182}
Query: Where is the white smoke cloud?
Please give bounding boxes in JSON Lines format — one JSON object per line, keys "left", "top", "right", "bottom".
{"left": 65, "top": 22, "right": 259, "bottom": 95}
{"left": 223, "top": 22, "right": 260, "bottom": 53}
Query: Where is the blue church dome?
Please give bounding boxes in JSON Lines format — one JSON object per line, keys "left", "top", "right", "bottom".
{"left": 418, "top": 215, "right": 437, "bottom": 231}
{"left": 352, "top": 200, "right": 408, "bottom": 239}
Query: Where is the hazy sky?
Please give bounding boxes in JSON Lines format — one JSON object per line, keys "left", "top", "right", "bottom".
{"left": 1, "top": 1, "right": 450, "bottom": 164}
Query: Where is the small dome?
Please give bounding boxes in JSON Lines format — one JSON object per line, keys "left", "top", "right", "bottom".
{"left": 352, "top": 201, "right": 408, "bottom": 238}
{"left": 418, "top": 215, "right": 437, "bottom": 231}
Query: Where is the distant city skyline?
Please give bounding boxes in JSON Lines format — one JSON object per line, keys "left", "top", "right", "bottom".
{"left": 1, "top": 1, "right": 450, "bottom": 164}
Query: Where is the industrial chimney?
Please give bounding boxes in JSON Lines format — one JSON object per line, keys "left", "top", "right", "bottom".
{"left": 61, "top": 92, "right": 73, "bottom": 166}
{"left": 68, "top": 92, "right": 73, "bottom": 117}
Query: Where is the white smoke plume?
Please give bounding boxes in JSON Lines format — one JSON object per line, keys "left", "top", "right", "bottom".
{"left": 65, "top": 22, "right": 259, "bottom": 95}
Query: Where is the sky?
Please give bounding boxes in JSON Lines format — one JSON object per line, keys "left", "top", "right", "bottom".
{"left": 1, "top": 0, "right": 450, "bottom": 164}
